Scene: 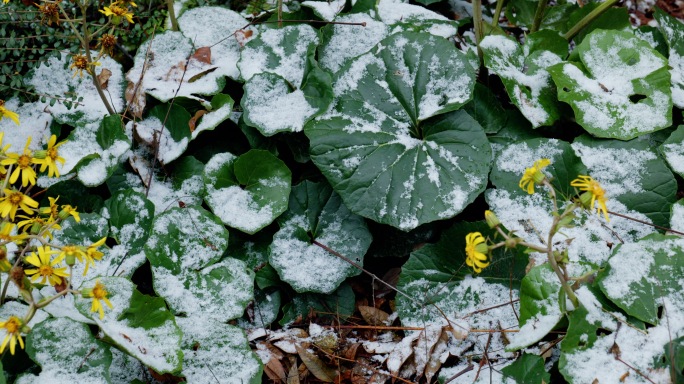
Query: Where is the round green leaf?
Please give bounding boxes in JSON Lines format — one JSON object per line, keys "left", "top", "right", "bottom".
{"left": 269, "top": 181, "right": 372, "bottom": 293}
{"left": 501, "top": 354, "right": 551, "bottom": 384}
{"left": 318, "top": 13, "right": 388, "bottom": 74}
{"left": 135, "top": 103, "right": 192, "bottom": 165}
{"left": 105, "top": 190, "right": 154, "bottom": 250}
{"left": 176, "top": 317, "right": 263, "bottom": 384}
{"left": 462, "top": 83, "right": 508, "bottom": 134}
{"left": 145, "top": 206, "right": 254, "bottom": 321}
{"left": 74, "top": 277, "right": 183, "bottom": 374}
{"left": 204, "top": 150, "right": 292, "bottom": 234}
{"left": 22, "top": 317, "right": 112, "bottom": 383}
{"left": 548, "top": 29, "right": 672, "bottom": 140}
{"left": 307, "top": 32, "right": 483, "bottom": 230}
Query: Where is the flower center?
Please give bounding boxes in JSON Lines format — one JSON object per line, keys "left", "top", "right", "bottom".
{"left": 93, "top": 283, "right": 108, "bottom": 299}
{"left": 4, "top": 317, "right": 20, "bottom": 333}
{"left": 62, "top": 245, "right": 78, "bottom": 255}
{"left": 110, "top": 5, "right": 127, "bottom": 16}
{"left": 47, "top": 148, "right": 58, "bottom": 160}
{"left": 38, "top": 265, "right": 54, "bottom": 277}
{"left": 18, "top": 155, "right": 31, "bottom": 168}
{"left": 9, "top": 193, "right": 22, "bottom": 205}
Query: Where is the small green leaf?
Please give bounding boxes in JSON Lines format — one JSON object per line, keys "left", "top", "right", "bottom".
{"left": 501, "top": 354, "right": 551, "bottom": 384}
{"left": 280, "top": 282, "right": 355, "bottom": 326}
{"left": 105, "top": 190, "right": 154, "bottom": 251}
{"left": 204, "top": 150, "right": 291, "bottom": 234}
{"left": 463, "top": 83, "right": 508, "bottom": 134}
{"left": 135, "top": 103, "right": 191, "bottom": 164}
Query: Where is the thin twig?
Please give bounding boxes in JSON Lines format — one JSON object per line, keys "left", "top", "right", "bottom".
{"left": 607, "top": 210, "right": 684, "bottom": 236}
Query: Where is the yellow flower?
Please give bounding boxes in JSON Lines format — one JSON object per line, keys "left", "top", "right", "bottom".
{"left": 519, "top": 158, "right": 551, "bottom": 194}
{"left": 0, "top": 245, "right": 11, "bottom": 272}
{"left": 24, "top": 246, "right": 69, "bottom": 286}
{"left": 99, "top": 4, "right": 135, "bottom": 24}
{"left": 83, "top": 280, "right": 113, "bottom": 319}
{"left": 484, "top": 210, "right": 500, "bottom": 229}
{"left": 35, "top": 135, "right": 65, "bottom": 178}
{"left": 0, "top": 100, "right": 19, "bottom": 126}
{"left": 0, "top": 316, "right": 24, "bottom": 355}
{"left": 570, "top": 175, "right": 609, "bottom": 221}
{"left": 59, "top": 204, "right": 80, "bottom": 222}
{"left": 59, "top": 244, "right": 87, "bottom": 270}
{"left": 0, "top": 189, "right": 39, "bottom": 220}
{"left": 0, "top": 222, "right": 27, "bottom": 245}
{"left": 1, "top": 137, "right": 38, "bottom": 187}
{"left": 97, "top": 34, "right": 118, "bottom": 57}
{"left": 39, "top": 196, "right": 60, "bottom": 220}
{"left": 465, "top": 232, "right": 490, "bottom": 273}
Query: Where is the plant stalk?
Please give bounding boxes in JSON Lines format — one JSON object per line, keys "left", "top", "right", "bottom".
{"left": 563, "top": 0, "right": 619, "bottom": 40}
{"left": 531, "top": 0, "right": 549, "bottom": 33}
{"left": 472, "top": 0, "right": 484, "bottom": 63}
{"left": 492, "top": 0, "right": 508, "bottom": 28}
{"left": 166, "top": 0, "right": 179, "bottom": 31}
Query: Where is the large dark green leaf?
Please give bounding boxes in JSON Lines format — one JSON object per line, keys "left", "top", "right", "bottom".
{"left": 307, "top": 32, "right": 484, "bottom": 231}
{"left": 549, "top": 29, "right": 672, "bottom": 140}
{"left": 204, "top": 150, "right": 291, "bottom": 234}
{"left": 105, "top": 190, "right": 154, "bottom": 251}
{"left": 501, "top": 354, "right": 551, "bottom": 384}
{"left": 481, "top": 31, "right": 566, "bottom": 127}
{"left": 269, "top": 181, "right": 372, "bottom": 293}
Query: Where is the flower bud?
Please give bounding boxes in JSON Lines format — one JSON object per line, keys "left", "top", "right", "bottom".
{"left": 578, "top": 191, "right": 593, "bottom": 208}
{"left": 65, "top": 253, "right": 76, "bottom": 267}
{"left": 33, "top": 150, "right": 47, "bottom": 159}
{"left": 80, "top": 287, "right": 93, "bottom": 298}
{"left": 505, "top": 237, "right": 519, "bottom": 249}
{"left": 484, "top": 210, "right": 500, "bottom": 229}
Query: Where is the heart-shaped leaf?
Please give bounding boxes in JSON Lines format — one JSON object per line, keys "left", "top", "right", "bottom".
{"left": 269, "top": 181, "right": 372, "bottom": 293}
{"left": 548, "top": 29, "right": 672, "bottom": 140}
{"left": 307, "top": 32, "right": 484, "bottom": 230}
{"left": 204, "top": 150, "right": 291, "bottom": 234}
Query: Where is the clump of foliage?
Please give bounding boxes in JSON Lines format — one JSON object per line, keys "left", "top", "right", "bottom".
{"left": 0, "top": 0, "right": 684, "bottom": 382}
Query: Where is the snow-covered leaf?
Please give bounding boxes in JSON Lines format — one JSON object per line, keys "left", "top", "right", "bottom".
{"left": 660, "top": 125, "right": 684, "bottom": 179}
{"left": 77, "top": 115, "right": 131, "bottom": 187}
{"left": 204, "top": 150, "right": 291, "bottom": 234}
{"left": 269, "top": 181, "right": 372, "bottom": 293}
{"left": 302, "top": 0, "right": 345, "bottom": 21}
{"left": 74, "top": 277, "right": 183, "bottom": 374}
{"left": 145, "top": 206, "right": 254, "bottom": 321}
{"left": 318, "top": 13, "right": 388, "bottom": 74}
{"left": 548, "top": 29, "right": 672, "bottom": 140}
{"left": 135, "top": 103, "right": 191, "bottom": 165}
{"left": 481, "top": 31, "right": 566, "bottom": 127}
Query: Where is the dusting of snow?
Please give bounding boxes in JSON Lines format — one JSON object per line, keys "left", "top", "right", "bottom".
{"left": 671, "top": 201, "right": 684, "bottom": 234}
{"left": 0, "top": 99, "right": 52, "bottom": 150}
{"left": 662, "top": 138, "right": 684, "bottom": 177}
{"left": 135, "top": 116, "right": 188, "bottom": 165}
{"left": 301, "top": 0, "right": 345, "bottom": 21}
{"left": 319, "top": 13, "right": 388, "bottom": 73}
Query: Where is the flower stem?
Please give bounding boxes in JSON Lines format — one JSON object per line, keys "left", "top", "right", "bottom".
{"left": 166, "top": 0, "right": 179, "bottom": 31}
{"left": 492, "top": 0, "right": 507, "bottom": 27}
{"left": 472, "top": 0, "right": 484, "bottom": 63}
{"left": 563, "top": 0, "right": 619, "bottom": 41}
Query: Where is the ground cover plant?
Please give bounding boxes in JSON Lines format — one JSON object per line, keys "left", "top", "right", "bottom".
{"left": 0, "top": 0, "right": 684, "bottom": 382}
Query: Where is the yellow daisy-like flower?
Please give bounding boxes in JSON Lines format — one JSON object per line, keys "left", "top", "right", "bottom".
{"left": 36, "top": 135, "right": 65, "bottom": 178}
{"left": 1, "top": 137, "right": 38, "bottom": 187}
{"left": 59, "top": 204, "right": 80, "bottom": 222}
{"left": 519, "top": 158, "right": 551, "bottom": 195}
{"left": 570, "top": 175, "right": 609, "bottom": 221}
{"left": 83, "top": 280, "right": 113, "bottom": 320}
{"left": 99, "top": 4, "right": 135, "bottom": 24}
{"left": 0, "top": 189, "right": 39, "bottom": 220}
{"left": 0, "top": 245, "right": 11, "bottom": 272}
{"left": 0, "top": 100, "right": 19, "bottom": 126}
{"left": 465, "top": 232, "right": 490, "bottom": 273}
{"left": 39, "top": 196, "right": 60, "bottom": 220}
{"left": 59, "top": 244, "right": 87, "bottom": 268}
{"left": 24, "top": 246, "right": 69, "bottom": 286}
{"left": 0, "top": 316, "right": 24, "bottom": 355}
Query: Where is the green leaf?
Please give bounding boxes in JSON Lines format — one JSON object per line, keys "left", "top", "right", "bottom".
{"left": 566, "top": 5, "right": 630, "bottom": 45}
{"left": 507, "top": 265, "right": 563, "bottom": 351}
{"left": 145, "top": 206, "right": 254, "bottom": 321}
{"left": 105, "top": 190, "right": 154, "bottom": 251}
{"left": 168, "top": 156, "right": 205, "bottom": 191}
{"left": 376, "top": 2, "right": 460, "bottom": 38}
{"left": 396, "top": 221, "right": 527, "bottom": 326}
{"left": 656, "top": 336, "right": 684, "bottom": 382}
{"left": 269, "top": 180, "right": 372, "bottom": 293}
{"left": 597, "top": 233, "right": 684, "bottom": 324}
{"left": 240, "top": 24, "right": 332, "bottom": 136}
{"left": 654, "top": 8, "right": 684, "bottom": 109}
{"left": 660, "top": 125, "right": 684, "bottom": 178}
{"left": 280, "top": 282, "right": 355, "bottom": 326}
{"left": 501, "top": 354, "right": 550, "bottom": 384}
{"left": 22, "top": 317, "right": 112, "bottom": 382}
{"left": 192, "top": 93, "right": 235, "bottom": 139}
{"left": 462, "top": 83, "right": 507, "bottom": 134}
{"left": 55, "top": 212, "right": 108, "bottom": 245}
{"left": 490, "top": 138, "right": 587, "bottom": 198}
{"left": 237, "top": 288, "right": 282, "bottom": 328}
{"left": 74, "top": 277, "right": 183, "bottom": 374}
{"left": 548, "top": 29, "right": 672, "bottom": 140}
{"left": 96, "top": 114, "right": 127, "bottom": 150}
{"left": 204, "top": 150, "right": 291, "bottom": 234}
{"left": 307, "top": 32, "right": 483, "bottom": 230}
{"left": 256, "top": 263, "right": 284, "bottom": 290}
{"left": 572, "top": 135, "right": 677, "bottom": 228}
{"left": 318, "top": 13, "right": 388, "bottom": 74}
{"left": 135, "top": 103, "right": 192, "bottom": 164}
{"left": 481, "top": 30, "right": 566, "bottom": 128}
{"left": 176, "top": 318, "right": 262, "bottom": 383}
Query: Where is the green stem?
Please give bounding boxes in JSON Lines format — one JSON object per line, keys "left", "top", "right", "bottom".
{"left": 531, "top": 0, "right": 549, "bottom": 33}
{"left": 563, "top": 0, "right": 619, "bottom": 41}
{"left": 277, "top": 0, "right": 283, "bottom": 28}
{"left": 80, "top": 7, "right": 115, "bottom": 116}
{"left": 472, "top": 0, "right": 484, "bottom": 63}
{"left": 166, "top": 0, "right": 179, "bottom": 31}
{"left": 492, "top": 0, "right": 508, "bottom": 28}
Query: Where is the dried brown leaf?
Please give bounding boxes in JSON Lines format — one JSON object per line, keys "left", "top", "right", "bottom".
{"left": 191, "top": 46, "right": 211, "bottom": 64}
{"left": 125, "top": 81, "right": 146, "bottom": 119}
{"left": 424, "top": 328, "right": 450, "bottom": 383}
{"left": 343, "top": 342, "right": 361, "bottom": 360}
{"left": 97, "top": 68, "right": 112, "bottom": 89}
{"left": 295, "top": 344, "right": 337, "bottom": 383}
{"left": 235, "top": 29, "right": 253, "bottom": 47}
{"left": 187, "top": 67, "right": 218, "bottom": 83}
{"left": 188, "top": 110, "right": 207, "bottom": 133}
{"left": 359, "top": 305, "right": 390, "bottom": 326}
{"left": 286, "top": 360, "right": 300, "bottom": 384}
